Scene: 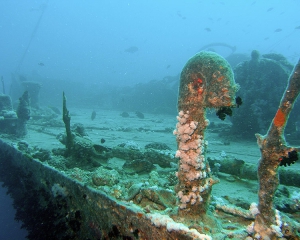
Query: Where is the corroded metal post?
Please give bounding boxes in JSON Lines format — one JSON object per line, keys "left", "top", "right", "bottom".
{"left": 63, "top": 91, "right": 73, "bottom": 155}
{"left": 16, "top": 90, "right": 31, "bottom": 136}
{"left": 254, "top": 60, "right": 300, "bottom": 238}
{"left": 174, "top": 51, "right": 238, "bottom": 218}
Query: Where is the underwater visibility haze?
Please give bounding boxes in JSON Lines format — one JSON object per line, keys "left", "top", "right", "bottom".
{"left": 0, "top": 0, "right": 300, "bottom": 239}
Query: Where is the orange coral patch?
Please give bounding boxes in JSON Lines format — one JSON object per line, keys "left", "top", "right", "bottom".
{"left": 274, "top": 109, "right": 286, "bottom": 127}
{"left": 217, "top": 76, "right": 224, "bottom": 81}
{"left": 198, "top": 87, "right": 204, "bottom": 94}
{"left": 197, "top": 78, "right": 203, "bottom": 83}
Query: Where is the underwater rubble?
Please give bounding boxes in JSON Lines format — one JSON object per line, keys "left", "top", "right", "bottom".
{"left": 0, "top": 52, "right": 300, "bottom": 239}
{"left": 1, "top": 124, "right": 299, "bottom": 239}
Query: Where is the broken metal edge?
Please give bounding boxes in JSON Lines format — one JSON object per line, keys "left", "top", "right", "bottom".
{"left": 0, "top": 138, "right": 198, "bottom": 240}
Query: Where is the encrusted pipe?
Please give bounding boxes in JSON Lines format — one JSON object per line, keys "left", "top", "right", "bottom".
{"left": 174, "top": 51, "right": 238, "bottom": 218}
{"left": 254, "top": 59, "right": 300, "bottom": 238}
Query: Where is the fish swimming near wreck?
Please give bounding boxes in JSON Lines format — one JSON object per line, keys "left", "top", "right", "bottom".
{"left": 125, "top": 46, "right": 139, "bottom": 53}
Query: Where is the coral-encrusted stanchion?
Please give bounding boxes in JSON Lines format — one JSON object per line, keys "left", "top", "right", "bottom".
{"left": 254, "top": 60, "right": 300, "bottom": 238}
{"left": 174, "top": 51, "right": 238, "bottom": 218}
{"left": 63, "top": 91, "right": 73, "bottom": 156}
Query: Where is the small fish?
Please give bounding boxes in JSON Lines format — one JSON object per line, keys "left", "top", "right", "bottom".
{"left": 125, "top": 46, "right": 138, "bottom": 53}
{"left": 235, "top": 96, "right": 242, "bottom": 108}
{"left": 91, "top": 110, "right": 96, "bottom": 120}
{"left": 176, "top": 11, "right": 186, "bottom": 19}
{"left": 205, "top": 28, "right": 211, "bottom": 32}
{"left": 216, "top": 107, "right": 232, "bottom": 121}
{"left": 274, "top": 28, "right": 282, "bottom": 32}
{"left": 38, "top": 62, "right": 44, "bottom": 66}
{"left": 100, "top": 138, "right": 105, "bottom": 144}
{"left": 295, "top": 26, "right": 300, "bottom": 30}
{"left": 166, "top": 65, "right": 171, "bottom": 69}
{"left": 267, "top": 7, "right": 273, "bottom": 12}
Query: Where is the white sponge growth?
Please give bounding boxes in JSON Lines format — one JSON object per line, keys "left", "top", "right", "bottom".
{"left": 147, "top": 213, "right": 212, "bottom": 240}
